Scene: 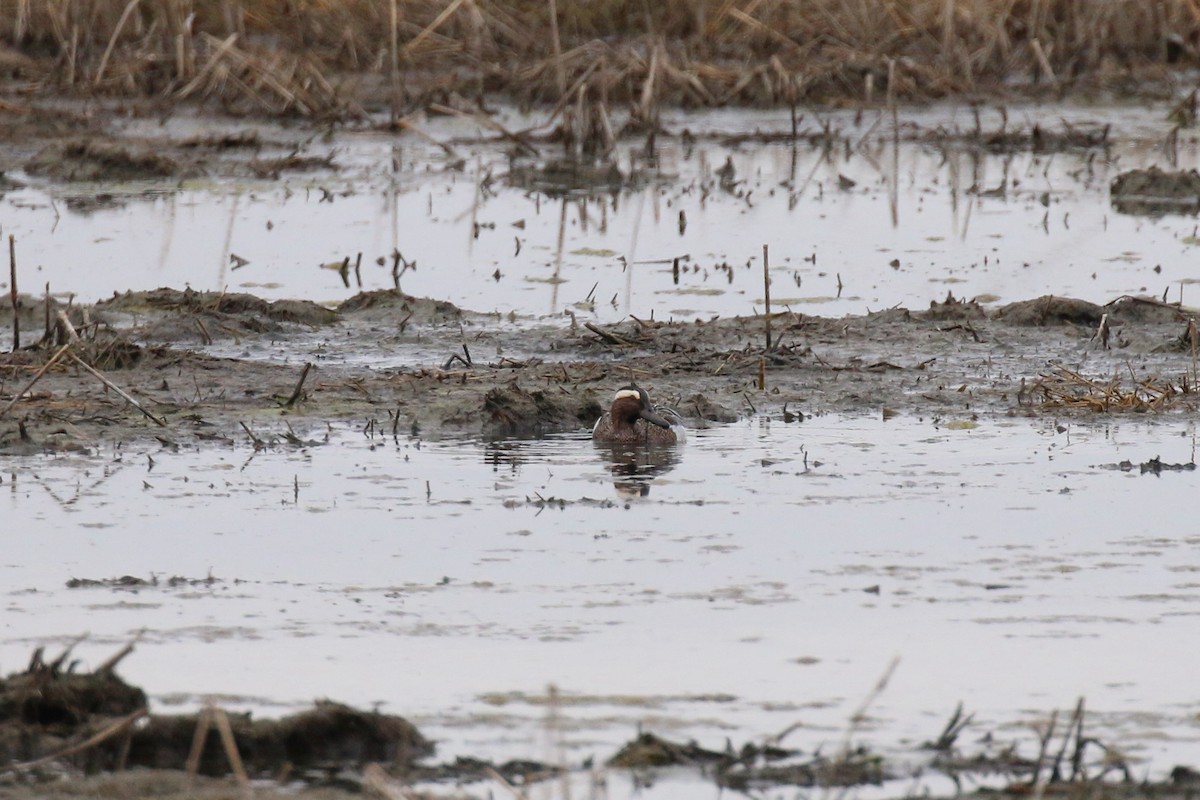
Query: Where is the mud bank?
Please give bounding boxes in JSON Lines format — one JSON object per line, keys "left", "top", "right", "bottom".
{"left": 0, "top": 287, "right": 1197, "bottom": 454}
{"left": 1, "top": 642, "right": 1197, "bottom": 800}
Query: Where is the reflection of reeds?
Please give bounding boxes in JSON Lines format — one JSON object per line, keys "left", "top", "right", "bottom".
{"left": 5, "top": 1, "right": 1199, "bottom": 113}
{"left": 1034, "top": 362, "right": 1195, "bottom": 412}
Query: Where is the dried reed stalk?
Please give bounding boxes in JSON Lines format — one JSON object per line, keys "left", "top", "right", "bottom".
{"left": 3, "top": 0, "right": 1199, "bottom": 112}
{"left": 1034, "top": 363, "right": 1190, "bottom": 412}
{"left": 401, "top": 0, "right": 469, "bottom": 59}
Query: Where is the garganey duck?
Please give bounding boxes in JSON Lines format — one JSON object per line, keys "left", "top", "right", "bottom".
{"left": 592, "top": 384, "right": 686, "bottom": 444}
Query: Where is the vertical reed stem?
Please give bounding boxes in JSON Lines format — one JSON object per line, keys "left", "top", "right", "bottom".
{"left": 9, "top": 234, "right": 18, "bottom": 351}
{"left": 389, "top": 0, "right": 401, "bottom": 123}
{"left": 763, "top": 243, "right": 771, "bottom": 351}
{"left": 548, "top": 0, "right": 565, "bottom": 95}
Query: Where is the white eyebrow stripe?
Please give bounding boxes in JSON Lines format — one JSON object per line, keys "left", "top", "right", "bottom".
{"left": 613, "top": 389, "right": 641, "bottom": 401}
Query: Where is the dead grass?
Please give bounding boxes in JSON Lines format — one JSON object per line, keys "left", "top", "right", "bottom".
{"left": 1, "top": 0, "right": 1198, "bottom": 116}
{"left": 1033, "top": 362, "right": 1198, "bottom": 412}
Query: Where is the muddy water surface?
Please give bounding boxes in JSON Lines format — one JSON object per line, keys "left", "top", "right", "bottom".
{"left": 4, "top": 101, "right": 1200, "bottom": 795}
{"left": 3, "top": 105, "right": 1199, "bottom": 324}
{"left": 3, "top": 415, "right": 1198, "bottom": 785}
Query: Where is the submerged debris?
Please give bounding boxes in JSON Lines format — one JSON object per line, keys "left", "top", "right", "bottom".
{"left": 66, "top": 574, "right": 221, "bottom": 590}
{"left": 26, "top": 138, "right": 186, "bottom": 182}
{"left": 1100, "top": 457, "right": 1197, "bottom": 474}
{"left": 1111, "top": 167, "right": 1200, "bottom": 215}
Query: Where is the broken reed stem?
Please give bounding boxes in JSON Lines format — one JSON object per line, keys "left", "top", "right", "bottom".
{"left": 584, "top": 321, "right": 634, "bottom": 346}
{"left": 828, "top": 657, "right": 900, "bottom": 784}
{"left": 10, "top": 234, "right": 18, "bottom": 351}
{"left": 1031, "top": 38, "right": 1058, "bottom": 87}
{"left": 1189, "top": 318, "right": 1198, "bottom": 386}
{"left": 544, "top": 684, "right": 569, "bottom": 800}
{"left": 68, "top": 351, "right": 167, "bottom": 427}
{"left": 240, "top": 421, "right": 265, "bottom": 449}
{"left": 401, "top": 0, "right": 469, "bottom": 59}
{"left": 1068, "top": 697, "right": 1087, "bottom": 781}
{"left": 363, "top": 763, "right": 414, "bottom": 800}
{"left": 96, "top": 630, "right": 143, "bottom": 674}
{"left": 428, "top": 102, "right": 538, "bottom": 156}
{"left": 484, "top": 766, "right": 530, "bottom": 800}
{"left": 42, "top": 282, "right": 50, "bottom": 343}
{"left": 763, "top": 243, "right": 771, "bottom": 351}
{"left": 889, "top": 59, "right": 899, "bottom": 227}
{"left": 5, "top": 708, "right": 148, "bottom": 775}
{"left": 1030, "top": 708, "right": 1058, "bottom": 788}
{"left": 389, "top": 0, "right": 401, "bottom": 124}
{"left": 185, "top": 703, "right": 248, "bottom": 788}
{"left": 56, "top": 310, "right": 80, "bottom": 343}
{"left": 285, "top": 362, "right": 313, "bottom": 407}
{"left": 184, "top": 707, "right": 211, "bottom": 780}
{"left": 547, "top": 0, "right": 565, "bottom": 96}
{"left": 393, "top": 117, "right": 458, "bottom": 157}
{"left": 93, "top": 0, "right": 141, "bottom": 87}
{"left": 211, "top": 705, "right": 250, "bottom": 789}
{"left": 0, "top": 342, "right": 72, "bottom": 421}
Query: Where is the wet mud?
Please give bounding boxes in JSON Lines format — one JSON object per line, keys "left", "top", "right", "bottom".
{"left": 1, "top": 644, "right": 1193, "bottom": 800}
{"left": 2, "top": 286, "right": 1199, "bottom": 454}
{"left": 3, "top": 83, "right": 1200, "bottom": 800}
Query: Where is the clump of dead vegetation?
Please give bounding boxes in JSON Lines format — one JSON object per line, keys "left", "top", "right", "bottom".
{"left": 2, "top": 1, "right": 1199, "bottom": 117}
{"left": 1032, "top": 361, "right": 1199, "bottom": 412}
{"left": 0, "top": 639, "right": 432, "bottom": 784}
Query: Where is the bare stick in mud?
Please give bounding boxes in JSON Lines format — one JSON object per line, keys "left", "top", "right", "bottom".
{"left": 56, "top": 310, "right": 80, "bottom": 343}
{"left": 484, "top": 765, "right": 531, "bottom": 800}
{"left": 364, "top": 763, "right": 417, "bottom": 800}
{"left": 285, "top": 362, "right": 314, "bottom": 407}
{"left": 240, "top": 421, "right": 266, "bottom": 449}
{"left": 67, "top": 352, "right": 166, "bottom": 427}
{"left": 429, "top": 103, "right": 539, "bottom": 156}
{"left": 43, "top": 283, "right": 50, "bottom": 343}
{"left": 584, "top": 321, "right": 634, "bottom": 346}
{"left": 547, "top": 0, "right": 565, "bottom": 96}
{"left": 212, "top": 704, "right": 250, "bottom": 788}
{"left": 1029, "top": 708, "right": 1059, "bottom": 788}
{"left": 763, "top": 243, "right": 771, "bottom": 351}
{"left": 1054, "top": 697, "right": 1085, "bottom": 782}
{"left": 394, "top": 117, "right": 459, "bottom": 158}
{"left": 97, "top": 630, "right": 144, "bottom": 674}
{"left": 47, "top": 633, "right": 89, "bottom": 672}
{"left": 389, "top": 0, "right": 401, "bottom": 124}
{"left": 9, "top": 234, "right": 18, "bottom": 351}
{"left": 0, "top": 342, "right": 72, "bottom": 421}
{"left": 4, "top": 707, "right": 148, "bottom": 775}
{"left": 185, "top": 707, "right": 212, "bottom": 780}
{"left": 828, "top": 656, "right": 900, "bottom": 785}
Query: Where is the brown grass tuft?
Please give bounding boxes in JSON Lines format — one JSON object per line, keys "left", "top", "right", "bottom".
{"left": 2, "top": 1, "right": 1199, "bottom": 114}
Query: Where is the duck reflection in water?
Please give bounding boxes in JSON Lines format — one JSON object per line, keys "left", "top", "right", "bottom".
{"left": 592, "top": 385, "right": 686, "bottom": 497}
{"left": 595, "top": 442, "right": 683, "bottom": 498}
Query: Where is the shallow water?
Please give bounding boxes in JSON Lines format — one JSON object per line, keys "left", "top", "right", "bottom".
{"left": 4, "top": 104, "right": 1200, "bottom": 326}
{"left": 3, "top": 414, "right": 1199, "bottom": 786}
{"left": 4, "top": 103, "right": 1200, "bottom": 793}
